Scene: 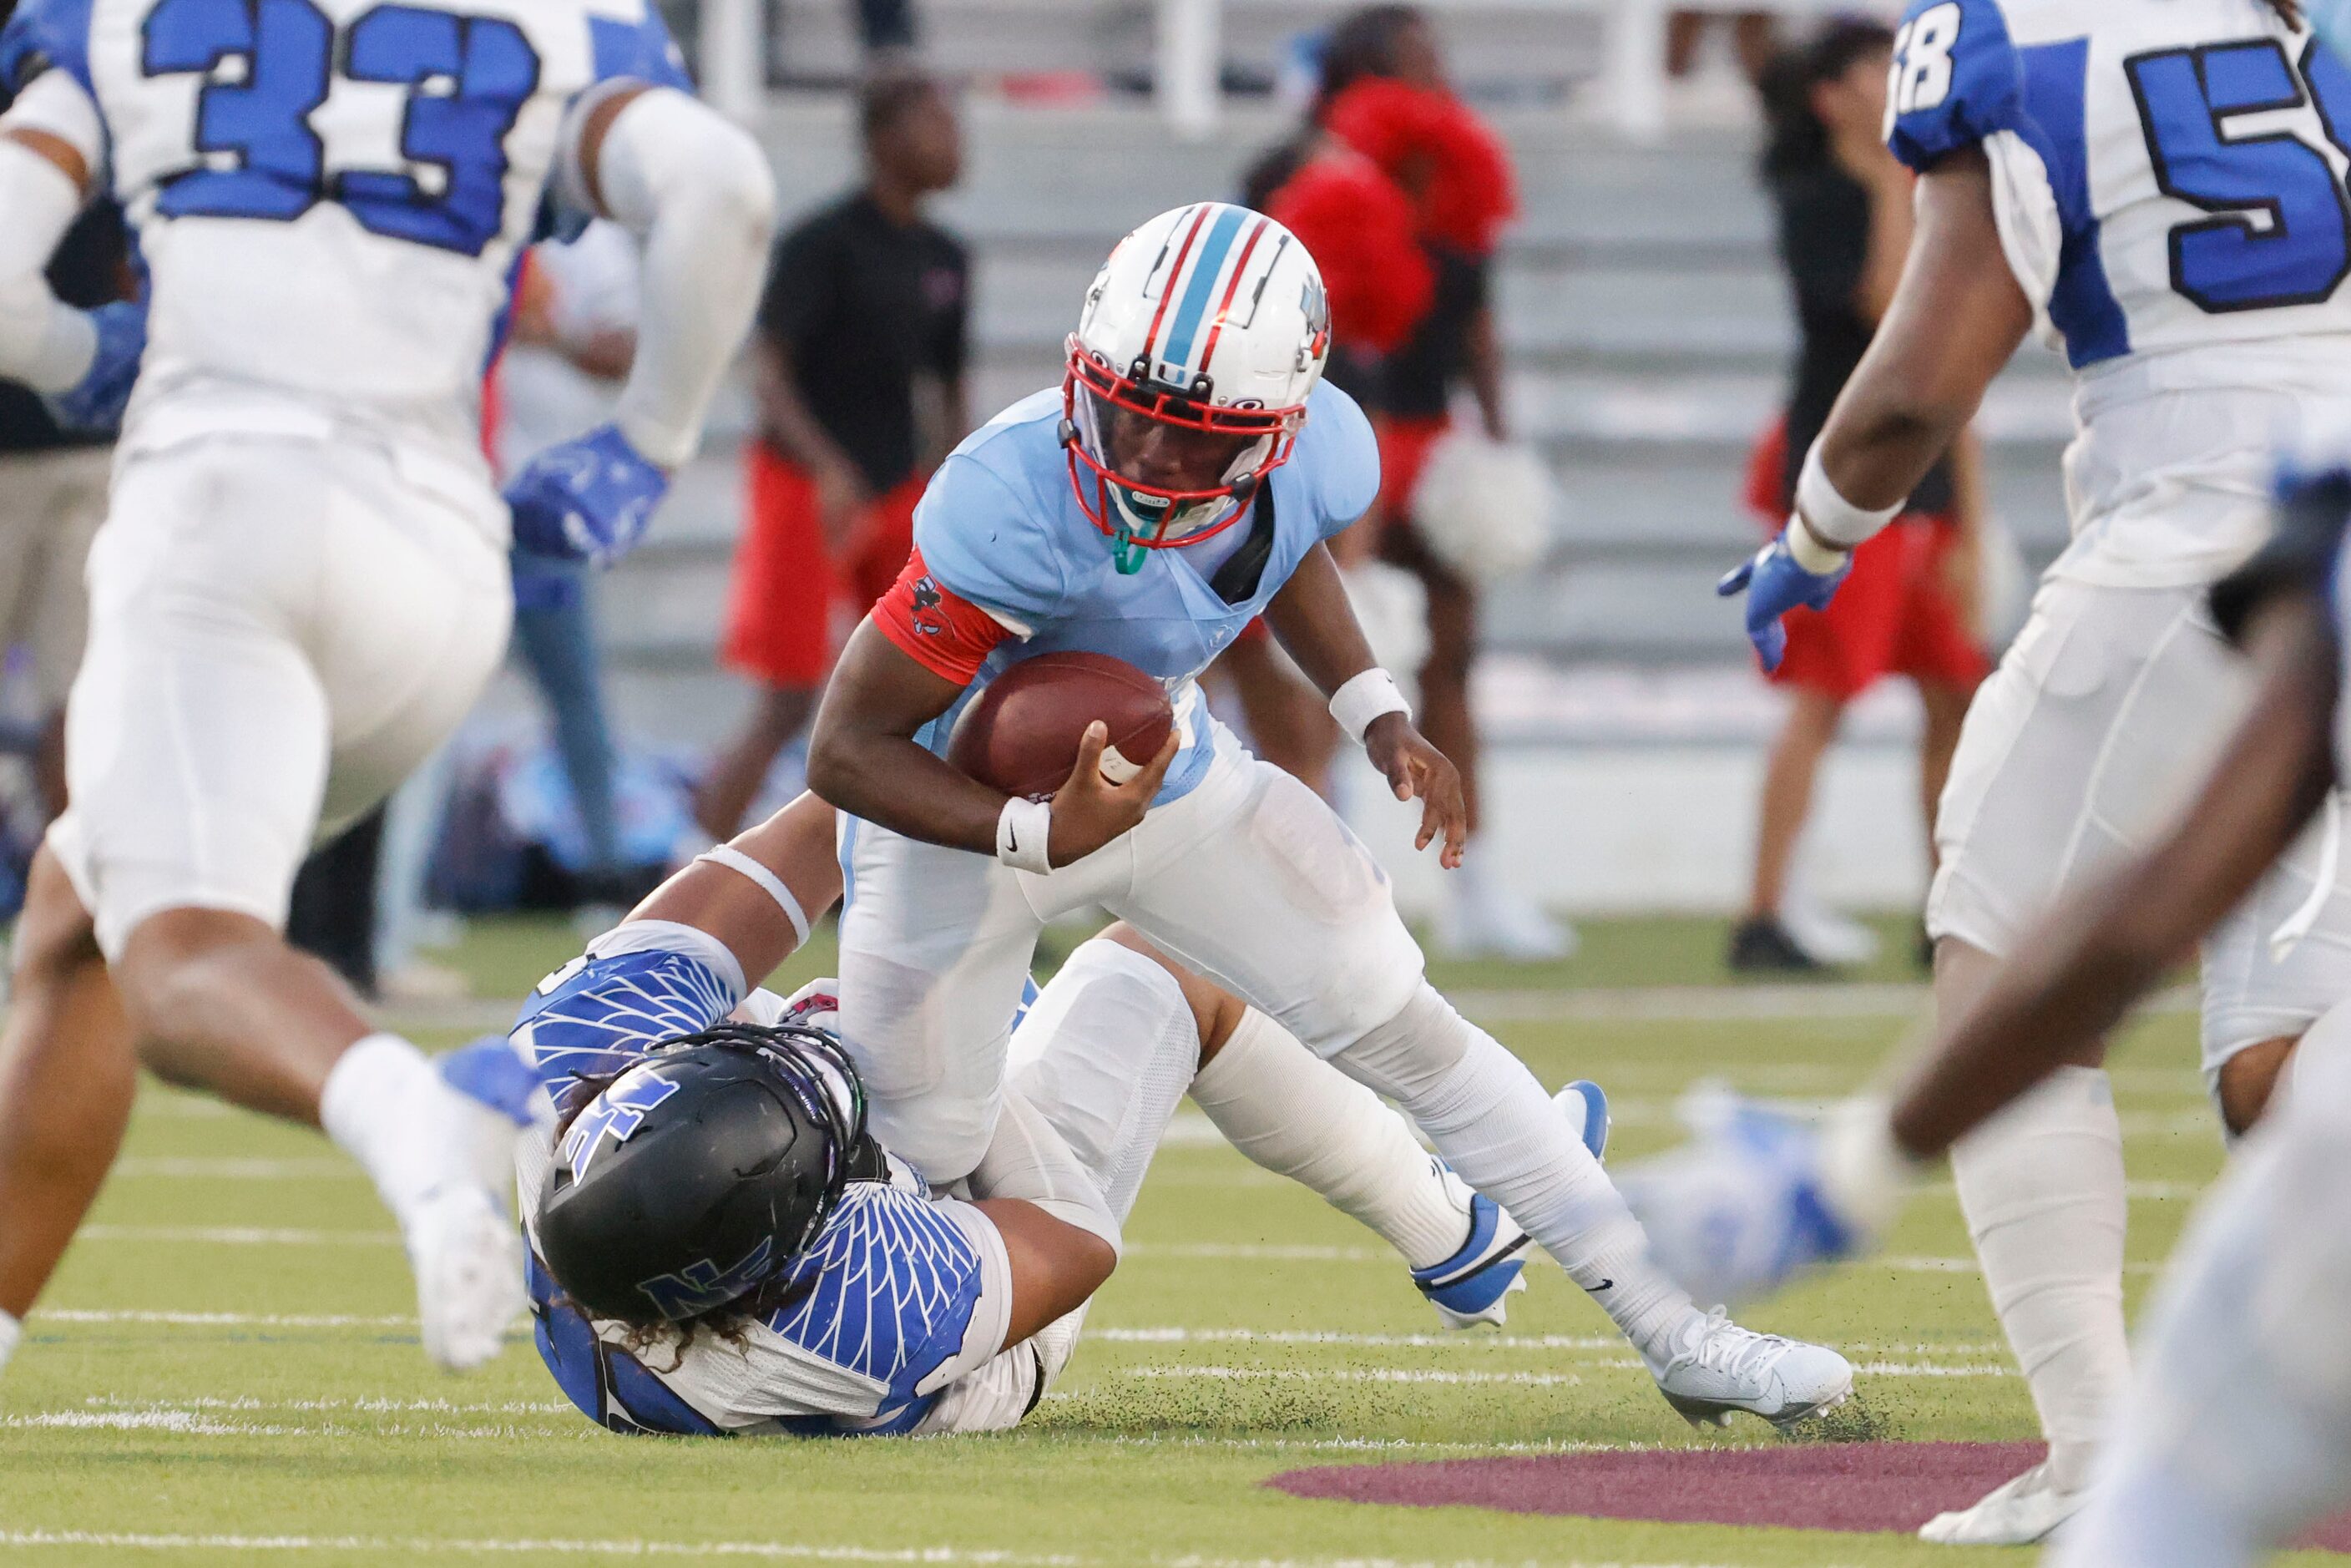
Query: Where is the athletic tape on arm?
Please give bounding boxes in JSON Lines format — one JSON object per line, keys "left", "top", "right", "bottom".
{"left": 694, "top": 844, "right": 811, "bottom": 948}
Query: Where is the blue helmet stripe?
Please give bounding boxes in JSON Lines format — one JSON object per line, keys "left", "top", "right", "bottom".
{"left": 1157, "top": 205, "right": 1247, "bottom": 377}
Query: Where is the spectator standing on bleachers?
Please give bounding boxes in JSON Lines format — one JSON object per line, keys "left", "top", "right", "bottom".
{"left": 1728, "top": 19, "right": 1990, "bottom": 974}
{"left": 0, "top": 78, "right": 124, "bottom": 823}
{"left": 695, "top": 71, "right": 967, "bottom": 841}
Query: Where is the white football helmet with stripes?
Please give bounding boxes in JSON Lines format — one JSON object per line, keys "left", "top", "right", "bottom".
{"left": 1063, "top": 202, "right": 1331, "bottom": 573}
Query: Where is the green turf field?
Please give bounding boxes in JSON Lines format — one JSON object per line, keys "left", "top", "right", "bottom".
{"left": 0, "top": 913, "right": 2315, "bottom": 1566}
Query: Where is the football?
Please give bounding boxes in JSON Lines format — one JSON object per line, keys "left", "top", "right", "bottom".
{"left": 946, "top": 651, "right": 1176, "bottom": 800}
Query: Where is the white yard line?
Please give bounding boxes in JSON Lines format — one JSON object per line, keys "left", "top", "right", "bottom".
{"left": 74, "top": 1227, "right": 399, "bottom": 1247}
{"left": 0, "top": 1534, "right": 1739, "bottom": 1568}
{"left": 1115, "top": 1361, "right": 2006, "bottom": 1385}
{"left": 110, "top": 1158, "right": 359, "bottom": 1181}
{"left": 36, "top": 1309, "right": 414, "bottom": 1328}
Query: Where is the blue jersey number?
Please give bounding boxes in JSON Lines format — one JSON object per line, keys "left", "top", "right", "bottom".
{"left": 141, "top": 0, "right": 537, "bottom": 256}
{"left": 2128, "top": 38, "right": 2351, "bottom": 313}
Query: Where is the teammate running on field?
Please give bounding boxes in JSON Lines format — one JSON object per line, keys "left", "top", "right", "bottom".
{"left": 0, "top": 0, "right": 774, "bottom": 1373}
{"left": 471, "top": 790, "right": 1603, "bottom": 1434}
{"left": 801, "top": 201, "right": 1855, "bottom": 1429}
{"left": 1714, "top": 0, "right": 2351, "bottom": 1540}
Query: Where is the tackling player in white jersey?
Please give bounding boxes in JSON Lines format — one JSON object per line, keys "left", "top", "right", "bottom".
{"left": 0, "top": 0, "right": 773, "bottom": 1372}
{"left": 1712, "top": 0, "right": 2351, "bottom": 1541}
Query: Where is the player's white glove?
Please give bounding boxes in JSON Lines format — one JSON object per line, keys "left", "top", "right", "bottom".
{"left": 505, "top": 422, "right": 670, "bottom": 569}
{"left": 1613, "top": 1087, "right": 1911, "bottom": 1306}
{"left": 43, "top": 298, "right": 146, "bottom": 432}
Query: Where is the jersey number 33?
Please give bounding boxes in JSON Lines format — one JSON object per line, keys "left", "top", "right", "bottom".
{"left": 144, "top": 0, "right": 538, "bottom": 256}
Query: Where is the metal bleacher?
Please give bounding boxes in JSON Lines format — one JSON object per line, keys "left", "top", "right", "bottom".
{"left": 589, "top": 8, "right": 2075, "bottom": 750}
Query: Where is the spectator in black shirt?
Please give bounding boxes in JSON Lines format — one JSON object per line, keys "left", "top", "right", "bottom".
{"left": 1729, "top": 20, "right": 1990, "bottom": 974}
{"left": 696, "top": 70, "right": 967, "bottom": 840}
{"left": 0, "top": 23, "right": 129, "bottom": 822}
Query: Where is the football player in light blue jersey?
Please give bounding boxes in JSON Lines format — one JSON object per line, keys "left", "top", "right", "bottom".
{"left": 802, "top": 201, "right": 1857, "bottom": 1430}
{"left": 0, "top": 0, "right": 773, "bottom": 1375}
{"left": 466, "top": 791, "right": 1601, "bottom": 1436}
{"left": 1707, "top": 0, "right": 2351, "bottom": 1540}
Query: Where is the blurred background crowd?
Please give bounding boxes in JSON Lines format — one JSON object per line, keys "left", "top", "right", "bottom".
{"left": 0, "top": 0, "right": 2069, "bottom": 998}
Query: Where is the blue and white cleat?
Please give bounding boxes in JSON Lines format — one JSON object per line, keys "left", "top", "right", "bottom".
{"left": 1555, "top": 1079, "right": 1611, "bottom": 1161}
{"left": 1614, "top": 1088, "right": 1867, "bottom": 1308}
{"left": 1413, "top": 1174, "right": 1533, "bottom": 1330}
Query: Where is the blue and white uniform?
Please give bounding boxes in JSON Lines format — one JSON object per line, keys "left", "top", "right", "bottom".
{"left": 509, "top": 923, "right": 1204, "bottom": 1437}
{"left": 0, "top": 0, "right": 685, "bottom": 955}
{"left": 839, "top": 378, "right": 1431, "bottom": 1182}
{"left": 1893, "top": 0, "right": 2351, "bottom": 1075}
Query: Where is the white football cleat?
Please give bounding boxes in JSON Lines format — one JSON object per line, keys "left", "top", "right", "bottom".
{"left": 1918, "top": 1462, "right": 2087, "bottom": 1545}
{"left": 406, "top": 1178, "right": 525, "bottom": 1373}
{"left": 1644, "top": 1307, "right": 1854, "bottom": 1431}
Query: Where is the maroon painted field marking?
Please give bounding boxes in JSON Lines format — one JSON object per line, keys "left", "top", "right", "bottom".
{"left": 1265, "top": 1441, "right": 2351, "bottom": 1550}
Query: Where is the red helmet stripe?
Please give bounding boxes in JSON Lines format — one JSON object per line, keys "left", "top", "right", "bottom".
{"left": 1196, "top": 215, "right": 1272, "bottom": 377}
{"left": 1138, "top": 205, "right": 1214, "bottom": 368}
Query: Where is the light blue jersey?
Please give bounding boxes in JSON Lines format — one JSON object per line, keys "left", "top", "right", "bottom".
{"left": 907, "top": 379, "right": 1378, "bottom": 805}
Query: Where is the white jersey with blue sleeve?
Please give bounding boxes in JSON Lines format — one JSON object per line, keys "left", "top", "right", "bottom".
{"left": 0, "top": 0, "right": 687, "bottom": 466}
{"left": 871, "top": 377, "right": 1379, "bottom": 807}
{"left": 1887, "top": 0, "right": 2351, "bottom": 585}
{"left": 509, "top": 922, "right": 1014, "bottom": 1438}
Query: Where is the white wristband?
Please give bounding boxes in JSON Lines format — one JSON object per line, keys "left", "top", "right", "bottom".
{"left": 1795, "top": 441, "right": 1904, "bottom": 550}
{"left": 1783, "top": 515, "right": 1850, "bottom": 574}
{"left": 1330, "top": 668, "right": 1410, "bottom": 744}
{"left": 694, "top": 845, "right": 811, "bottom": 948}
{"left": 995, "top": 796, "right": 1053, "bottom": 875}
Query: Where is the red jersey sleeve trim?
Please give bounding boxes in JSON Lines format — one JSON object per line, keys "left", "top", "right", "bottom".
{"left": 870, "top": 548, "right": 1013, "bottom": 685}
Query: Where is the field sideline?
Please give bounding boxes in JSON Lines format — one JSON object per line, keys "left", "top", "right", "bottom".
{"left": 0, "top": 914, "right": 2323, "bottom": 1567}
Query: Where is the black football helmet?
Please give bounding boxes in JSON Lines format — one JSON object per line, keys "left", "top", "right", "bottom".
{"left": 534, "top": 1021, "right": 874, "bottom": 1328}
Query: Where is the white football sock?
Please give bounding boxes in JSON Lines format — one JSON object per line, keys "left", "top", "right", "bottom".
{"left": 1188, "top": 1007, "right": 1467, "bottom": 1271}
{"left": 1949, "top": 1063, "right": 2129, "bottom": 1494}
{"left": 0, "top": 1308, "right": 19, "bottom": 1374}
{"left": 2055, "top": 1019, "right": 2351, "bottom": 1568}
{"left": 1337, "top": 984, "right": 1696, "bottom": 1357}
{"left": 320, "top": 1033, "right": 478, "bottom": 1227}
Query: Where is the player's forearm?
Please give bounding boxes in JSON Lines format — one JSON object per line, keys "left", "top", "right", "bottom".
{"left": 624, "top": 792, "right": 843, "bottom": 987}
{"left": 806, "top": 626, "right": 1006, "bottom": 856}
{"left": 806, "top": 727, "right": 1006, "bottom": 856}
{"left": 0, "top": 132, "right": 98, "bottom": 393}
{"left": 1888, "top": 599, "right": 2339, "bottom": 1158}
{"left": 1262, "top": 542, "right": 1378, "bottom": 696}
{"left": 1812, "top": 150, "right": 2032, "bottom": 528}
{"left": 590, "top": 89, "right": 776, "bottom": 468}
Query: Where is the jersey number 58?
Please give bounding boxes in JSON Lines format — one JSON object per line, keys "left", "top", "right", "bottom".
{"left": 143, "top": 0, "right": 538, "bottom": 257}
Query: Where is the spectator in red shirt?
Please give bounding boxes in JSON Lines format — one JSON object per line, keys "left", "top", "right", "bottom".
{"left": 695, "top": 72, "right": 968, "bottom": 841}
{"left": 1729, "top": 21, "right": 1990, "bottom": 973}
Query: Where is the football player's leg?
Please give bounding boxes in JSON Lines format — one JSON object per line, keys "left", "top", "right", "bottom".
{"left": 1922, "top": 580, "right": 2242, "bottom": 1542}
{"left": 0, "top": 845, "right": 134, "bottom": 1362}
{"left": 1184, "top": 986, "right": 1550, "bottom": 1328}
{"left": 69, "top": 442, "right": 519, "bottom": 1369}
{"left": 835, "top": 822, "right": 1048, "bottom": 1186}
{"left": 2200, "top": 797, "right": 2351, "bottom": 1138}
{"left": 2054, "top": 998, "right": 2351, "bottom": 1568}
{"left": 1112, "top": 749, "right": 1849, "bottom": 1426}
